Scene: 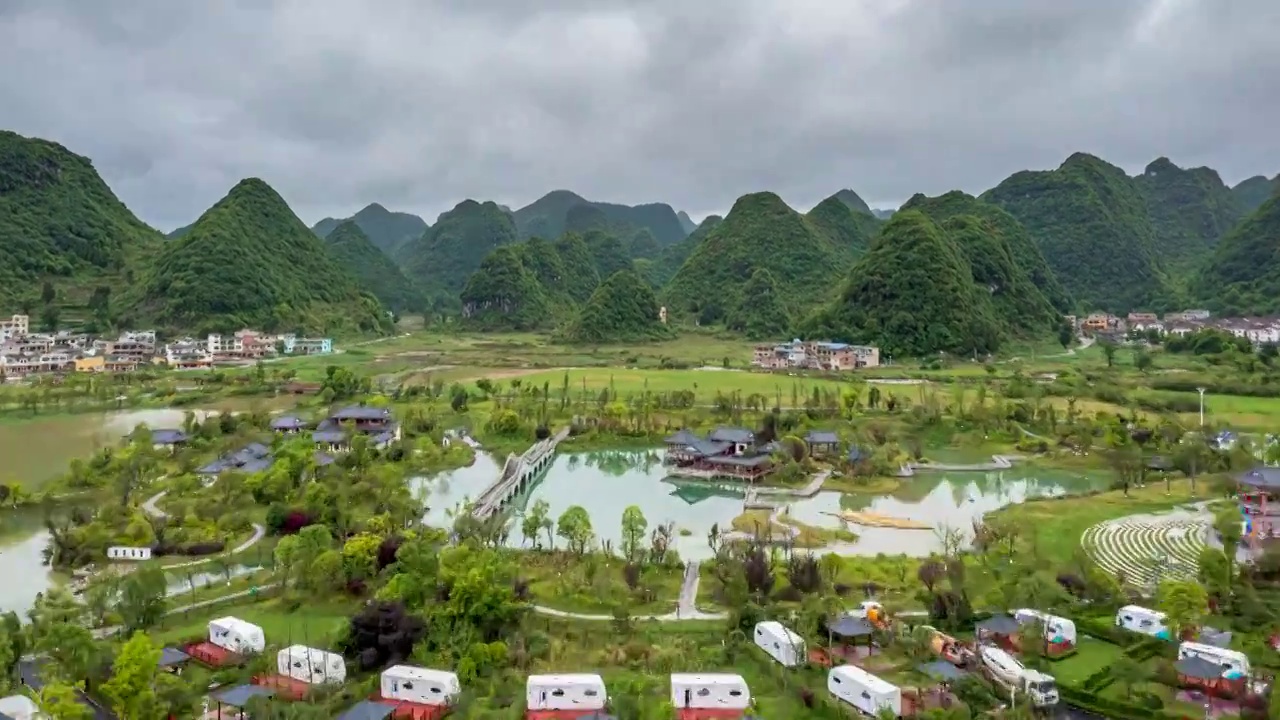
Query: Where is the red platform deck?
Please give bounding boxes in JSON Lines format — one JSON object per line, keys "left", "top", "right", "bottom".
{"left": 676, "top": 709, "right": 750, "bottom": 720}
{"left": 252, "top": 674, "right": 312, "bottom": 701}
{"left": 183, "top": 641, "right": 240, "bottom": 668}
{"left": 526, "top": 710, "right": 611, "bottom": 720}
{"left": 369, "top": 697, "right": 451, "bottom": 720}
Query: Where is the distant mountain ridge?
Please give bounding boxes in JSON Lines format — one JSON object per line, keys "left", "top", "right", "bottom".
{"left": 512, "top": 190, "right": 688, "bottom": 248}
{"left": 312, "top": 203, "right": 427, "bottom": 254}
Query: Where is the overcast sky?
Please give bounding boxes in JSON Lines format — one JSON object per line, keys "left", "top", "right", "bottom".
{"left": 2, "top": 0, "right": 1278, "bottom": 232}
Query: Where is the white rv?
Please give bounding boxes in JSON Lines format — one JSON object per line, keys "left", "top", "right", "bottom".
{"left": 1115, "top": 605, "right": 1171, "bottom": 640}
{"left": 276, "top": 645, "right": 346, "bottom": 685}
{"left": 526, "top": 674, "right": 607, "bottom": 711}
{"left": 381, "top": 665, "right": 460, "bottom": 706}
{"left": 754, "top": 621, "right": 807, "bottom": 667}
{"left": 827, "top": 664, "right": 902, "bottom": 718}
{"left": 207, "top": 616, "right": 265, "bottom": 654}
{"left": 1014, "top": 608, "right": 1078, "bottom": 645}
{"left": 670, "top": 673, "right": 751, "bottom": 710}
{"left": 0, "top": 694, "right": 40, "bottom": 720}
{"left": 1178, "top": 642, "right": 1251, "bottom": 680}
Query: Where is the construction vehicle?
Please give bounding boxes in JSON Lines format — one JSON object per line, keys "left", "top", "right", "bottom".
{"left": 977, "top": 645, "right": 1058, "bottom": 708}
{"left": 849, "top": 600, "right": 889, "bottom": 629}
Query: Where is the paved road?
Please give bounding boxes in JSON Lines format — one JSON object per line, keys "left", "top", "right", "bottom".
{"left": 140, "top": 489, "right": 266, "bottom": 568}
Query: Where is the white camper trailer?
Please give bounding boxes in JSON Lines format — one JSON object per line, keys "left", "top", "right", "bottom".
{"left": 1014, "top": 608, "right": 1078, "bottom": 645}
{"left": 754, "top": 621, "right": 806, "bottom": 667}
{"left": 380, "top": 665, "right": 460, "bottom": 706}
{"left": 0, "top": 694, "right": 41, "bottom": 720}
{"left": 276, "top": 645, "right": 346, "bottom": 685}
{"left": 1115, "top": 605, "right": 1171, "bottom": 640}
{"left": 207, "top": 616, "right": 265, "bottom": 654}
{"left": 1178, "top": 642, "right": 1251, "bottom": 679}
{"left": 526, "top": 674, "right": 607, "bottom": 711}
{"left": 670, "top": 673, "right": 751, "bottom": 710}
{"left": 827, "top": 664, "right": 902, "bottom": 718}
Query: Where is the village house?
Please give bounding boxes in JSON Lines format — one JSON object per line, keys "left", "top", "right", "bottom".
{"left": 663, "top": 426, "right": 780, "bottom": 481}
{"left": 150, "top": 429, "right": 189, "bottom": 453}
{"left": 0, "top": 314, "right": 29, "bottom": 341}
{"left": 270, "top": 415, "right": 310, "bottom": 434}
{"left": 281, "top": 335, "right": 334, "bottom": 355}
{"left": 1126, "top": 312, "right": 1158, "bottom": 326}
{"left": 312, "top": 405, "right": 400, "bottom": 453}
{"left": 207, "top": 329, "right": 276, "bottom": 362}
{"left": 1080, "top": 313, "right": 1115, "bottom": 333}
{"left": 165, "top": 339, "right": 214, "bottom": 369}
{"left": 752, "top": 339, "right": 880, "bottom": 371}
{"left": 74, "top": 355, "right": 105, "bottom": 373}
{"left": 196, "top": 441, "right": 335, "bottom": 481}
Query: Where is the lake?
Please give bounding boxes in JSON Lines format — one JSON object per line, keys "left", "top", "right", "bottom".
{"left": 415, "top": 448, "right": 1110, "bottom": 560}
{"left": 0, "top": 405, "right": 278, "bottom": 615}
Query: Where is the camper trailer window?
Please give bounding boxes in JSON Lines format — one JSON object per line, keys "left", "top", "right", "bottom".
{"left": 403, "top": 682, "right": 414, "bottom": 690}
{"left": 1122, "top": 615, "right": 1132, "bottom": 622}
{"left": 861, "top": 692, "right": 871, "bottom": 700}
{"left": 832, "top": 677, "right": 843, "bottom": 684}
{"left": 729, "top": 690, "right": 743, "bottom": 697}
{"left": 430, "top": 687, "right": 441, "bottom": 694}
{"left": 697, "top": 689, "right": 711, "bottom": 697}
{"left": 584, "top": 689, "right": 599, "bottom": 696}
{"left": 551, "top": 690, "right": 565, "bottom": 697}
{"left": 293, "top": 661, "right": 303, "bottom": 668}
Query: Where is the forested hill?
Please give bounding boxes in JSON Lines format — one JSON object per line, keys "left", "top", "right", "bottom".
{"left": 396, "top": 200, "right": 518, "bottom": 307}
{"left": 982, "top": 153, "right": 1176, "bottom": 313}
{"left": 802, "top": 210, "right": 1008, "bottom": 357}
{"left": 900, "top": 191, "right": 1071, "bottom": 313}
{"left": 312, "top": 203, "right": 427, "bottom": 254}
{"left": 0, "top": 130, "right": 163, "bottom": 308}
{"left": 1195, "top": 187, "right": 1280, "bottom": 315}
{"left": 1233, "top": 174, "right": 1280, "bottom": 215}
{"left": 324, "top": 220, "right": 423, "bottom": 314}
{"left": 1134, "top": 157, "right": 1245, "bottom": 271}
{"left": 662, "top": 192, "right": 860, "bottom": 325}
{"left": 512, "top": 190, "right": 687, "bottom": 248}
{"left": 131, "top": 178, "right": 392, "bottom": 335}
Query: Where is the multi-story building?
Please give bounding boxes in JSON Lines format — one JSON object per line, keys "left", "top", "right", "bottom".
{"left": 207, "top": 329, "right": 277, "bottom": 361}
{"left": 280, "top": 336, "right": 333, "bottom": 355}
{"left": 165, "top": 339, "right": 214, "bottom": 369}
{"left": 0, "top": 315, "right": 29, "bottom": 341}
{"left": 752, "top": 339, "right": 880, "bottom": 371}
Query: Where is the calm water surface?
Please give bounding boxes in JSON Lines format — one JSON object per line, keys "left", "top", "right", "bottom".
{"left": 0, "top": 406, "right": 270, "bottom": 614}
{"left": 415, "top": 448, "right": 1110, "bottom": 560}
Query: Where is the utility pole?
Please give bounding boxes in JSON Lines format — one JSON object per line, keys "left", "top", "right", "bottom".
{"left": 1197, "top": 387, "right": 1207, "bottom": 427}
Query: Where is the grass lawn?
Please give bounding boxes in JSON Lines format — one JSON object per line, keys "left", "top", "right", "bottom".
{"left": 498, "top": 367, "right": 849, "bottom": 398}
{"left": 1049, "top": 636, "right": 1125, "bottom": 686}
{"left": 153, "top": 597, "right": 358, "bottom": 646}
{"left": 984, "top": 477, "right": 1206, "bottom": 566}
{"left": 520, "top": 551, "right": 684, "bottom": 615}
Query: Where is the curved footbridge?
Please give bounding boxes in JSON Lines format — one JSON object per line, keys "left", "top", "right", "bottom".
{"left": 471, "top": 427, "right": 570, "bottom": 520}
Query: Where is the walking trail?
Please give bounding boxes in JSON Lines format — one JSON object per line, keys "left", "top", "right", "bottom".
{"left": 532, "top": 560, "right": 727, "bottom": 622}
{"left": 138, "top": 490, "right": 266, "bottom": 568}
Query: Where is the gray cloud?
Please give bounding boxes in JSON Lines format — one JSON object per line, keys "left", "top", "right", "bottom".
{"left": 1, "top": 0, "right": 1277, "bottom": 231}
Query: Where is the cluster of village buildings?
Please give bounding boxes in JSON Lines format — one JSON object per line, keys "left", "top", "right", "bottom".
{"left": 1070, "top": 309, "right": 1280, "bottom": 346}
{"left": 751, "top": 339, "right": 882, "bottom": 371}
{"left": 0, "top": 314, "right": 333, "bottom": 379}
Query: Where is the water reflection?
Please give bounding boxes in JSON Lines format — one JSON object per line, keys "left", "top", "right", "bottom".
{"left": 415, "top": 448, "right": 1110, "bottom": 561}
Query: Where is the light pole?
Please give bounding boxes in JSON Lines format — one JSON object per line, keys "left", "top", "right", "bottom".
{"left": 1197, "top": 387, "right": 1207, "bottom": 428}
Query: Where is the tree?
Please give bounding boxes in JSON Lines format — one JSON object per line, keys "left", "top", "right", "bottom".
{"left": 1057, "top": 322, "right": 1073, "bottom": 349}
{"left": 521, "top": 499, "right": 550, "bottom": 549}
{"left": 1111, "top": 656, "right": 1149, "bottom": 700}
{"left": 556, "top": 506, "right": 594, "bottom": 556}
{"left": 1100, "top": 340, "right": 1117, "bottom": 368}
{"left": 1133, "top": 347, "right": 1153, "bottom": 372}
{"left": 38, "top": 682, "right": 92, "bottom": 720}
{"left": 620, "top": 505, "right": 648, "bottom": 562}
{"left": 340, "top": 600, "right": 426, "bottom": 671}
{"left": 1156, "top": 579, "right": 1208, "bottom": 639}
{"left": 116, "top": 567, "right": 168, "bottom": 632}
{"left": 100, "top": 632, "right": 163, "bottom": 719}
{"left": 41, "top": 280, "right": 56, "bottom": 305}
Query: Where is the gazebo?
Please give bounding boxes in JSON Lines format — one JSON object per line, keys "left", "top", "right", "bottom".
{"left": 1175, "top": 656, "right": 1244, "bottom": 698}
{"left": 811, "top": 615, "right": 878, "bottom": 665}
{"left": 209, "top": 684, "right": 276, "bottom": 719}
{"left": 1236, "top": 466, "right": 1280, "bottom": 547}
{"left": 336, "top": 700, "right": 396, "bottom": 720}
{"left": 804, "top": 430, "right": 840, "bottom": 458}
{"left": 158, "top": 647, "right": 191, "bottom": 675}
{"left": 974, "top": 615, "right": 1023, "bottom": 652}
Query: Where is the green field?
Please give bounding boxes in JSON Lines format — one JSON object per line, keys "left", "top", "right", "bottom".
{"left": 504, "top": 367, "right": 851, "bottom": 397}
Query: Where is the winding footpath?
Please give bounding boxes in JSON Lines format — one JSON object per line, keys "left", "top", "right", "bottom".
{"left": 139, "top": 490, "right": 267, "bottom": 569}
